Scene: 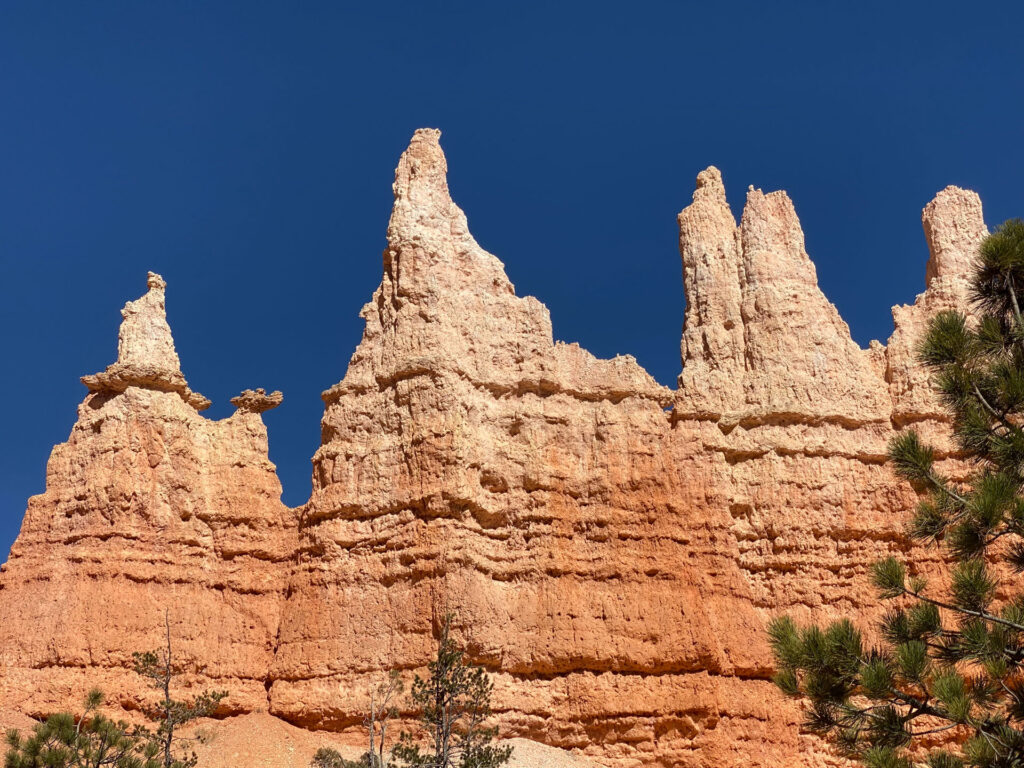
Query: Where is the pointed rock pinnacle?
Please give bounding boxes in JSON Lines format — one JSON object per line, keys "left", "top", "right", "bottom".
{"left": 677, "top": 165, "right": 744, "bottom": 411}
{"left": 81, "top": 272, "right": 210, "bottom": 410}
{"left": 115, "top": 271, "right": 181, "bottom": 373}
{"left": 380, "top": 129, "right": 515, "bottom": 302}
{"left": 693, "top": 165, "right": 727, "bottom": 204}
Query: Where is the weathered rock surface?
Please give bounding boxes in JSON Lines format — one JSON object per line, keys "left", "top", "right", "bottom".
{"left": 232, "top": 388, "right": 285, "bottom": 414}
{"left": 0, "top": 274, "right": 295, "bottom": 718}
{"left": 0, "top": 130, "right": 992, "bottom": 767}
{"left": 272, "top": 129, "right": 777, "bottom": 767}
{"left": 888, "top": 186, "right": 988, "bottom": 425}
{"left": 675, "top": 172, "right": 987, "bottom": 766}
{"left": 81, "top": 272, "right": 213, "bottom": 411}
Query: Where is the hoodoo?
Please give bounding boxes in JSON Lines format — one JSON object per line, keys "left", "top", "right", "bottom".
{"left": 272, "top": 129, "right": 773, "bottom": 765}
{"left": 0, "top": 130, "right": 991, "bottom": 768}
{"left": 0, "top": 271, "right": 294, "bottom": 718}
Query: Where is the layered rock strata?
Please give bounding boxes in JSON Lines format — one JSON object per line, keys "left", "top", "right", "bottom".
{"left": 675, "top": 173, "right": 987, "bottom": 765}
{"left": 271, "top": 130, "right": 781, "bottom": 767}
{"left": 0, "top": 130, "right": 992, "bottom": 768}
{"left": 0, "top": 274, "right": 295, "bottom": 717}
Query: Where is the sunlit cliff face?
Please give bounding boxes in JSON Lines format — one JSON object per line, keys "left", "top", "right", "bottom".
{"left": 0, "top": 129, "right": 989, "bottom": 768}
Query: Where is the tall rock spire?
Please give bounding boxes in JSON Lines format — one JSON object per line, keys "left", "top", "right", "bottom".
{"left": 327, "top": 129, "right": 667, "bottom": 405}
{"left": 677, "top": 166, "right": 745, "bottom": 415}
{"left": 923, "top": 186, "right": 988, "bottom": 288}
{"left": 116, "top": 271, "right": 181, "bottom": 372}
{"left": 383, "top": 127, "right": 517, "bottom": 303}
{"left": 81, "top": 271, "right": 210, "bottom": 410}
{"left": 887, "top": 186, "right": 988, "bottom": 422}
{"left": 736, "top": 186, "right": 889, "bottom": 423}
{"left": 677, "top": 170, "right": 889, "bottom": 425}
{"left": 331, "top": 129, "right": 550, "bottom": 398}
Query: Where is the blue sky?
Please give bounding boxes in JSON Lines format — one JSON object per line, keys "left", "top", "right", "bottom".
{"left": 1, "top": 1, "right": 1022, "bottom": 559}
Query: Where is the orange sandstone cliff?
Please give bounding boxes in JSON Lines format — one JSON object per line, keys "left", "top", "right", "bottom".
{"left": 0, "top": 272, "right": 294, "bottom": 718}
{"left": 0, "top": 129, "right": 990, "bottom": 767}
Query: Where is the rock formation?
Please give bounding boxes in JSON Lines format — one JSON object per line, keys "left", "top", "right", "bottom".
{"left": 0, "top": 273, "right": 295, "bottom": 718}
{"left": 81, "top": 272, "right": 213, "bottom": 412}
{"left": 272, "top": 129, "right": 778, "bottom": 767}
{"left": 232, "top": 388, "right": 285, "bottom": 414}
{"left": 673, "top": 172, "right": 987, "bottom": 766}
{"left": 0, "top": 129, "right": 992, "bottom": 768}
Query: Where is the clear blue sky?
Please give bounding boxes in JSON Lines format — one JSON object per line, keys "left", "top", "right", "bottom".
{"left": 2, "top": 1, "right": 1022, "bottom": 560}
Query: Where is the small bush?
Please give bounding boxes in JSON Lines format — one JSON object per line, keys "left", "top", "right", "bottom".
{"left": 311, "top": 747, "right": 371, "bottom": 768}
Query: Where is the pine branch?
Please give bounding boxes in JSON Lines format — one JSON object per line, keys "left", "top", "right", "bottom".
{"left": 904, "top": 588, "right": 1024, "bottom": 633}
{"left": 971, "top": 382, "right": 1019, "bottom": 437}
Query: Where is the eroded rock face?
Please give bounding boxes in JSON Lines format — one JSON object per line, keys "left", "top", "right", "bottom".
{"left": 673, "top": 170, "right": 987, "bottom": 767}
{"left": 888, "top": 186, "right": 988, "bottom": 425}
{"left": 0, "top": 130, "right": 991, "bottom": 768}
{"left": 271, "top": 130, "right": 778, "bottom": 767}
{"left": 0, "top": 275, "right": 295, "bottom": 718}
{"left": 231, "top": 388, "right": 284, "bottom": 414}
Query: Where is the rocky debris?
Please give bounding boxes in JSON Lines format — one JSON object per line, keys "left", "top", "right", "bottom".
{"left": 186, "top": 713, "right": 604, "bottom": 768}
{"left": 0, "top": 709, "right": 604, "bottom": 768}
{"left": 0, "top": 130, "right": 993, "bottom": 768}
{"left": 231, "top": 388, "right": 284, "bottom": 414}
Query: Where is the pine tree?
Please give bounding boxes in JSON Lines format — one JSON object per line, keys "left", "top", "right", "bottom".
{"left": 131, "top": 612, "right": 226, "bottom": 768}
{"left": 4, "top": 689, "right": 163, "bottom": 768}
{"left": 393, "top": 616, "right": 512, "bottom": 768}
{"left": 770, "top": 219, "right": 1024, "bottom": 768}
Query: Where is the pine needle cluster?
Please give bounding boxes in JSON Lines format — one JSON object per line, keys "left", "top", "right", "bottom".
{"left": 770, "top": 220, "right": 1024, "bottom": 768}
{"left": 4, "top": 690, "right": 163, "bottom": 768}
{"left": 4, "top": 613, "right": 226, "bottom": 768}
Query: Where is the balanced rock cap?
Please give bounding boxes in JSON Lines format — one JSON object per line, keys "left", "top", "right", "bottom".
{"left": 231, "top": 388, "right": 284, "bottom": 414}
